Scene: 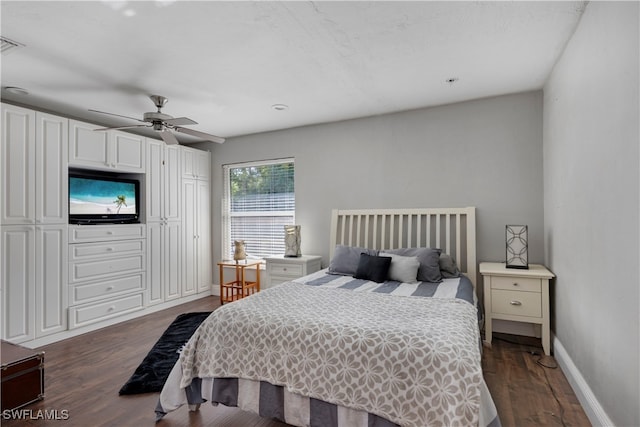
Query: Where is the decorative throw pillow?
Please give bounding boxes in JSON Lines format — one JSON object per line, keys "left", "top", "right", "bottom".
{"left": 382, "top": 247, "right": 442, "bottom": 283}
{"left": 439, "top": 253, "right": 461, "bottom": 278}
{"left": 354, "top": 253, "right": 392, "bottom": 283}
{"left": 384, "top": 253, "right": 420, "bottom": 283}
{"left": 328, "top": 245, "right": 379, "bottom": 276}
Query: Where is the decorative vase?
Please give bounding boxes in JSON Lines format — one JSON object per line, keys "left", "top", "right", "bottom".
{"left": 284, "top": 225, "right": 301, "bottom": 257}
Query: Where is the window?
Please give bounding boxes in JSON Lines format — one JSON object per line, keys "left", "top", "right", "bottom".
{"left": 222, "top": 158, "right": 295, "bottom": 260}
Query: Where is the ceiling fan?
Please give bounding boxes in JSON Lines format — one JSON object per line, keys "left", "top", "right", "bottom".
{"left": 89, "top": 95, "right": 225, "bottom": 145}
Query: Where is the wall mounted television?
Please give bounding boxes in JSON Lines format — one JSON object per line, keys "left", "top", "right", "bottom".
{"left": 69, "top": 173, "right": 140, "bottom": 224}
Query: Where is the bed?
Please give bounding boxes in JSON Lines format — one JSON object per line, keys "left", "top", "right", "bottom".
{"left": 156, "top": 207, "right": 501, "bottom": 427}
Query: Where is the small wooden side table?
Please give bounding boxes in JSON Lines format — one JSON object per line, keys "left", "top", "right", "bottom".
{"left": 218, "top": 260, "right": 261, "bottom": 305}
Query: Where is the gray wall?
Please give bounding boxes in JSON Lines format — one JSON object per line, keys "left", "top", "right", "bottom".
{"left": 208, "top": 91, "right": 545, "bottom": 277}
{"left": 543, "top": 2, "right": 639, "bottom": 426}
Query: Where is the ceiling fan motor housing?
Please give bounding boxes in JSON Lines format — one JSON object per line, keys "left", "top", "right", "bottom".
{"left": 143, "top": 111, "right": 173, "bottom": 124}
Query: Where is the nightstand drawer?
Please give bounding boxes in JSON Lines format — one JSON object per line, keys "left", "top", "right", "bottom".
{"left": 492, "top": 289, "right": 541, "bottom": 317}
{"left": 269, "top": 263, "right": 303, "bottom": 277}
{"left": 491, "top": 276, "right": 541, "bottom": 293}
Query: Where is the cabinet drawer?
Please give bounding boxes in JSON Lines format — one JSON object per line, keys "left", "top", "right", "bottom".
{"left": 490, "top": 276, "right": 541, "bottom": 293}
{"left": 491, "top": 289, "right": 541, "bottom": 318}
{"left": 269, "top": 263, "right": 303, "bottom": 277}
{"left": 68, "top": 224, "right": 145, "bottom": 243}
{"left": 68, "top": 293, "right": 144, "bottom": 329}
{"left": 69, "top": 254, "right": 144, "bottom": 284}
{"left": 69, "top": 239, "right": 144, "bottom": 261}
{"left": 70, "top": 273, "right": 144, "bottom": 305}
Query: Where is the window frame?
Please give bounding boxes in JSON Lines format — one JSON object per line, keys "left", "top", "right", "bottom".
{"left": 221, "top": 157, "right": 295, "bottom": 261}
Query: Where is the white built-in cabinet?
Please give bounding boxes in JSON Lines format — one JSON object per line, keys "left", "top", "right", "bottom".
{"left": 1, "top": 105, "right": 68, "bottom": 343}
{"left": 181, "top": 147, "right": 212, "bottom": 295}
{"left": 1, "top": 103, "right": 213, "bottom": 346}
{"left": 146, "top": 140, "right": 182, "bottom": 305}
{"left": 67, "top": 225, "right": 146, "bottom": 329}
{"left": 68, "top": 120, "right": 145, "bottom": 173}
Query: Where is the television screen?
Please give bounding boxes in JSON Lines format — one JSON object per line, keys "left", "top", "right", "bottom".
{"left": 69, "top": 174, "right": 139, "bottom": 223}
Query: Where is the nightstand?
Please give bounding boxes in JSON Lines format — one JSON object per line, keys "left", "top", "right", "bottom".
{"left": 264, "top": 255, "right": 322, "bottom": 288}
{"left": 480, "top": 262, "right": 555, "bottom": 355}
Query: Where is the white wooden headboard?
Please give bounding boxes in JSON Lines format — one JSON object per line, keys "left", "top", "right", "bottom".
{"left": 329, "top": 207, "right": 477, "bottom": 288}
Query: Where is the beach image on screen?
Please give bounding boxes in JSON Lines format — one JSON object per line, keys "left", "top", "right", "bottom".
{"left": 69, "top": 177, "right": 136, "bottom": 215}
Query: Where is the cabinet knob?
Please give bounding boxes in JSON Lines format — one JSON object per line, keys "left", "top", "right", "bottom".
{"left": 106, "top": 247, "right": 113, "bottom": 251}
{"left": 108, "top": 306, "right": 115, "bottom": 312}
{"left": 510, "top": 300, "right": 522, "bottom": 306}
{"left": 512, "top": 282, "right": 518, "bottom": 286}
{"left": 106, "top": 286, "right": 114, "bottom": 291}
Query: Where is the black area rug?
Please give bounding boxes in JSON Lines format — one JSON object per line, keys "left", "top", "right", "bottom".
{"left": 119, "top": 311, "right": 211, "bottom": 395}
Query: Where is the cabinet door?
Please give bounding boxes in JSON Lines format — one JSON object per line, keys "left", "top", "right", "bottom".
{"left": 1, "top": 104, "right": 35, "bottom": 225}
{"left": 146, "top": 222, "right": 164, "bottom": 305}
{"left": 164, "top": 145, "right": 181, "bottom": 220}
{"left": 195, "top": 150, "right": 210, "bottom": 180}
{"left": 35, "top": 225, "right": 67, "bottom": 337}
{"left": 36, "top": 112, "right": 68, "bottom": 224}
{"left": 196, "top": 180, "right": 211, "bottom": 293}
{"left": 146, "top": 139, "right": 164, "bottom": 222}
{"left": 111, "top": 131, "right": 145, "bottom": 172}
{"left": 69, "top": 120, "right": 110, "bottom": 169}
{"left": 164, "top": 220, "right": 181, "bottom": 301}
{"left": 181, "top": 147, "right": 196, "bottom": 179}
{"left": 1, "top": 226, "right": 35, "bottom": 343}
{"left": 182, "top": 179, "right": 197, "bottom": 296}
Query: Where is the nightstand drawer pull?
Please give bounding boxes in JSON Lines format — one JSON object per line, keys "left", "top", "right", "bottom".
{"left": 510, "top": 300, "right": 522, "bottom": 306}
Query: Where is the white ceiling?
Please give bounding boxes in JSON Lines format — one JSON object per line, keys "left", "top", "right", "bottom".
{"left": 1, "top": 1, "right": 586, "bottom": 143}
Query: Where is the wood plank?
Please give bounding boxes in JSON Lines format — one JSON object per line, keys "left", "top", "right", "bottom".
{"left": 0, "top": 300, "right": 591, "bottom": 427}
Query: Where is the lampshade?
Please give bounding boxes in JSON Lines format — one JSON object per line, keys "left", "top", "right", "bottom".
{"left": 505, "top": 225, "right": 528, "bottom": 269}
{"left": 284, "top": 225, "right": 301, "bottom": 257}
{"left": 233, "top": 240, "right": 247, "bottom": 263}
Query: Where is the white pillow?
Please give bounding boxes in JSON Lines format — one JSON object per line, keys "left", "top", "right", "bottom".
{"left": 383, "top": 252, "right": 420, "bottom": 283}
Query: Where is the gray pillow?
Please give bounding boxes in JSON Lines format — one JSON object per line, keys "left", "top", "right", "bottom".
{"left": 385, "top": 253, "right": 420, "bottom": 283}
{"left": 382, "top": 247, "right": 442, "bottom": 283}
{"left": 328, "top": 245, "right": 379, "bottom": 276}
{"left": 439, "top": 253, "right": 461, "bottom": 278}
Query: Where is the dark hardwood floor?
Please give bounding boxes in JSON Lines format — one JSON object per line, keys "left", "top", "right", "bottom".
{"left": 3, "top": 296, "right": 591, "bottom": 426}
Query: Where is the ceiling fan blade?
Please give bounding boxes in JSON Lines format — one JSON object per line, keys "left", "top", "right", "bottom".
{"left": 173, "top": 126, "right": 225, "bottom": 144}
{"left": 88, "top": 109, "right": 145, "bottom": 123}
{"left": 164, "top": 117, "right": 197, "bottom": 126}
{"left": 94, "top": 124, "right": 151, "bottom": 131}
{"left": 158, "top": 130, "right": 179, "bottom": 145}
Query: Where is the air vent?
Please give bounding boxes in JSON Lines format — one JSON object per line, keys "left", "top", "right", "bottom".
{"left": 1, "top": 36, "right": 25, "bottom": 55}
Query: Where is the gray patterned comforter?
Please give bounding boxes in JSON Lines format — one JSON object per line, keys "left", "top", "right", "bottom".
{"left": 175, "top": 281, "right": 484, "bottom": 426}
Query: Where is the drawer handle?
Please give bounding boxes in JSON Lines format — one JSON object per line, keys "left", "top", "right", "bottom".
{"left": 106, "top": 286, "right": 114, "bottom": 291}
{"left": 510, "top": 300, "right": 522, "bottom": 306}
{"left": 282, "top": 267, "right": 287, "bottom": 271}
{"left": 107, "top": 231, "right": 113, "bottom": 235}
{"left": 512, "top": 282, "right": 518, "bottom": 286}
{"left": 106, "top": 247, "right": 114, "bottom": 251}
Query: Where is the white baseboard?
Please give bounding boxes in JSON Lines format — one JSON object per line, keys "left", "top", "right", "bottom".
{"left": 553, "top": 336, "right": 615, "bottom": 426}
